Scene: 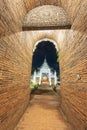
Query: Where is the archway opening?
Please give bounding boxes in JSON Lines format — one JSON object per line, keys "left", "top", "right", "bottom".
{"left": 30, "top": 40, "right": 60, "bottom": 90}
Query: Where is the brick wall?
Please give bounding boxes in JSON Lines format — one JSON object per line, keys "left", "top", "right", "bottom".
{"left": 0, "top": 33, "right": 32, "bottom": 130}
{"left": 0, "top": 0, "right": 26, "bottom": 37}
{"left": 59, "top": 1, "right": 87, "bottom": 129}
{"left": 60, "top": 30, "right": 87, "bottom": 130}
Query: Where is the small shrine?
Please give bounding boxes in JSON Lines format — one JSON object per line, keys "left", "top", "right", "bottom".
{"left": 31, "top": 58, "right": 57, "bottom": 85}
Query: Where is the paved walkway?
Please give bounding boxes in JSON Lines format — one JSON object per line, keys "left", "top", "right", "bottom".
{"left": 15, "top": 85, "right": 72, "bottom": 130}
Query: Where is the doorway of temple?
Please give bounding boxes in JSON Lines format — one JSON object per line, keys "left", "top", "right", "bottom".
{"left": 30, "top": 40, "right": 60, "bottom": 87}
{"left": 41, "top": 73, "right": 49, "bottom": 84}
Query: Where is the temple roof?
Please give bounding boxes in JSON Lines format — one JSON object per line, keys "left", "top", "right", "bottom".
{"left": 39, "top": 58, "right": 50, "bottom": 70}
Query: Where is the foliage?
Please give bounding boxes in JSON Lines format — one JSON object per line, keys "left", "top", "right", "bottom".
{"left": 30, "top": 81, "right": 39, "bottom": 89}
{"left": 56, "top": 51, "right": 60, "bottom": 63}
{"left": 57, "top": 56, "right": 60, "bottom": 62}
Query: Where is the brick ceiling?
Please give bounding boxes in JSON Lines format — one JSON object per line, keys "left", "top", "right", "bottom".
{"left": 23, "top": 0, "right": 82, "bottom": 25}
{"left": 24, "top": 0, "right": 61, "bottom": 11}
{"left": 0, "top": 0, "right": 83, "bottom": 36}
{"left": 22, "top": 5, "right": 71, "bottom": 30}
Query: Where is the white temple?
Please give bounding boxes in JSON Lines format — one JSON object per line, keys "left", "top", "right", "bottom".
{"left": 31, "top": 58, "right": 57, "bottom": 85}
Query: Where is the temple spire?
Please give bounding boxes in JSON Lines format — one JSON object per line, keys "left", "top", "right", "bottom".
{"left": 40, "top": 57, "right": 50, "bottom": 69}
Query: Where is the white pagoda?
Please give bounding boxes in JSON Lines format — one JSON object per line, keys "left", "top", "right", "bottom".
{"left": 31, "top": 58, "right": 57, "bottom": 85}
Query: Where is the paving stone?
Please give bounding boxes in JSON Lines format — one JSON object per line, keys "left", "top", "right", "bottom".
{"left": 15, "top": 85, "right": 72, "bottom": 130}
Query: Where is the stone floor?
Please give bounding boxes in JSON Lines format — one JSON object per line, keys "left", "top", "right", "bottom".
{"left": 15, "top": 85, "right": 72, "bottom": 130}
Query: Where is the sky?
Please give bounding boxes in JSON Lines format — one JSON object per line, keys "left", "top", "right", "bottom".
{"left": 32, "top": 41, "right": 60, "bottom": 74}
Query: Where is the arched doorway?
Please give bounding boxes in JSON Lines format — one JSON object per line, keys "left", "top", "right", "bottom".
{"left": 30, "top": 39, "right": 60, "bottom": 87}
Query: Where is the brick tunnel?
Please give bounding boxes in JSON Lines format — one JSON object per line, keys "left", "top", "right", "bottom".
{"left": 0, "top": 1, "right": 87, "bottom": 130}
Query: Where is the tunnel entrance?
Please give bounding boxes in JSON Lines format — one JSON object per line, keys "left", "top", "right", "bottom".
{"left": 30, "top": 39, "right": 60, "bottom": 89}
